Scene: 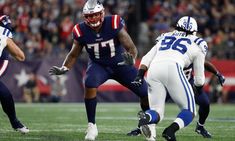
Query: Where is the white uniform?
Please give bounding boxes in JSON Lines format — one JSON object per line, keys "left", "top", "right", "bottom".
{"left": 141, "top": 30, "right": 207, "bottom": 121}
{"left": 0, "top": 26, "right": 12, "bottom": 55}
{"left": 0, "top": 26, "right": 13, "bottom": 76}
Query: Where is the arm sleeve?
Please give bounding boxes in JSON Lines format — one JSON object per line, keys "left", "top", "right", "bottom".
{"left": 193, "top": 51, "right": 206, "bottom": 86}
{"left": 140, "top": 44, "right": 158, "bottom": 68}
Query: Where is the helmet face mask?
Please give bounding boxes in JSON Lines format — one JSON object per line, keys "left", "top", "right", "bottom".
{"left": 83, "top": 0, "right": 104, "bottom": 30}
{"left": 176, "top": 16, "right": 198, "bottom": 34}
{"left": 83, "top": 10, "right": 104, "bottom": 29}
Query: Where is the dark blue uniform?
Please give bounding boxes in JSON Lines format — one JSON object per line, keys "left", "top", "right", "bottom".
{"left": 72, "top": 15, "right": 147, "bottom": 98}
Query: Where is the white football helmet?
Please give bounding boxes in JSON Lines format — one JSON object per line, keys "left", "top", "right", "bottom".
{"left": 176, "top": 16, "right": 197, "bottom": 33}
{"left": 83, "top": 0, "right": 104, "bottom": 29}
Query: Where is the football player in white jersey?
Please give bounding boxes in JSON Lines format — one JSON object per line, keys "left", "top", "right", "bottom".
{"left": 128, "top": 61, "right": 225, "bottom": 138}
{"left": 0, "top": 15, "right": 29, "bottom": 134}
{"left": 132, "top": 16, "right": 207, "bottom": 141}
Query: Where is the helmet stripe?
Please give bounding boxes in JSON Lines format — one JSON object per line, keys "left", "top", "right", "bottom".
{"left": 186, "top": 16, "right": 190, "bottom": 30}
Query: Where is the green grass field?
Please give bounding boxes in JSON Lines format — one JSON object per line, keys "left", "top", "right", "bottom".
{"left": 0, "top": 103, "right": 234, "bottom": 141}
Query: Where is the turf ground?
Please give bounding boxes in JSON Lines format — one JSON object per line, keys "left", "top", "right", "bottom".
{"left": 0, "top": 103, "right": 234, "bottom": 141}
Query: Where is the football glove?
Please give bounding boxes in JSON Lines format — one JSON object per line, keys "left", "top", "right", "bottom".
{"left": 118, "top": 52, "right": 135, "bottom": 66}
{"left": 49, "top": 66, "right": 69, "bottom": 75}
{"left": 216, "top": 72, "right": 225, "bottom": 86}
{"left": 131, "top": 69, "right": 146, "bottom": 87}
{"left": 0, "top": 15, "right": 13, "bottom": 31}
{"left": 131, "top": 76, "right": 143, "bottom": 87}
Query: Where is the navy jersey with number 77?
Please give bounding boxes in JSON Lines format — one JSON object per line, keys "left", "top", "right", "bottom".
{"left": 72, "top": 15, "right": 126, "bottom": 66}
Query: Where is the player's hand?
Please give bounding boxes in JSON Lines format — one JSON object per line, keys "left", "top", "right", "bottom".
{"left": 131, "top": 76, "right": 143, "bottom": 87}
{"left": 49, "top": 66, "right": 69, "bottom": 75}
{"left": 118, "top": 52, "right": 135, "bottom": 66}
{"left": 216, "top": 72, "right": 225, "bottom": 86}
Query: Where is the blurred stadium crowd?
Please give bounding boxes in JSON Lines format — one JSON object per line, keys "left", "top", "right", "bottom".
{"left": 0, "top": 0, "right": 234, "bottom": 60}
{"left": 0, "top": 0, "right": 235, "bottom": 60}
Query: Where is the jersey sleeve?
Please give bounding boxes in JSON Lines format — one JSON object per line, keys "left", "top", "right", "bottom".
{"left": 0, "top": 28, "right": 12, "bottom": 56}
{"left": 193, "top": 49, "right": 206, "bottom": 86}
{"left": 194, "top": 37, "right": 208, "bottom": 55}
{"left": 111, "top": 15, "right": 125, "bottom": 32}
{"left": 72, "top": 24, "right": 82, "bottom": 42}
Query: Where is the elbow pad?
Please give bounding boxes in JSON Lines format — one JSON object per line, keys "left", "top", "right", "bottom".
{"left": 194, "top": 76, "right": 205, "bottom": 86}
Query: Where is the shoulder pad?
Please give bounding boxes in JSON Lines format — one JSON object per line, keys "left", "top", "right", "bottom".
{"left": 72, "top": 24, "right": 82, "bottom": 38}
{"left": 1, "top": 27, "right": 12, "bottom": 38}
{"left": 155, "top": 33, "right": 166, "bottom": 43}
{"left": 194, "top": 37, "right": 208, "bottom": 54}
{"left": 111, "top": 15, "right": 124, "bottom": 29}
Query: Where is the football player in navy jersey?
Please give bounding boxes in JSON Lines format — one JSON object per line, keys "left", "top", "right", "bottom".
{"left": 0, "top": 15, "right": 29, "bottom": 133}
{"left": 49, "top": 0, "right": 149, "bottom": 140}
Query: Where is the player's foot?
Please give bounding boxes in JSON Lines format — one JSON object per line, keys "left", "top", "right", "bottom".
{"left": 126, "top": 128, "right": 141, "bottom": 136}
{"left": 162, "top": 127, "right": 176, "bottom": 141}
{"left": 85, "top": 122, "right": 98, "bottom": 141}
{"left": 140, "top": 124, "right": 156, "bottom": 141}
{"left": 138, "top": 111, "right": 150, "bottom": 127}
{"left": 138, "top": 111, "right": 156, "bottom": 141}
{"left": 195, "top": 122, "right": 212, "bottom": 138}
{"left": 12, "top": 120, "right": 29, "bottom": 134}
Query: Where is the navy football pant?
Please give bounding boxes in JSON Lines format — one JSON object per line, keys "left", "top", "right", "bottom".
{"left": 84, "top": 62, "right": 148, "bottom": 98}
{"left": 84, "top": 62, "right": 149, "bottom": 123}
{"left": 194, "top": 90, "right": 210, "bottom": 125}
{"left": 0, "top": 81, "right": 18, "bottom": 126}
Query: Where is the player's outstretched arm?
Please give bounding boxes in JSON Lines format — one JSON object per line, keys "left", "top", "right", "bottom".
{"left": 6, "top": 38, "right": 25, "bottom": 61}
{"left": 49, "top": 40, "right": 83, "bottom": 75}
{"left": 204, "top": 61, "right": 225, "bottom": 86}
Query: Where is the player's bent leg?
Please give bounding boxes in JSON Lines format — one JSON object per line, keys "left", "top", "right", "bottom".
{"left": 127, "top": 96, "right": 150, "bottom": 137}
{"left": 85, "top": 122, "right": 98, "bottom": 141}
{"left": 194, "top": 92, "right": 212, "bottom": 138}
{"left": 118, "top": 72, "right": 150, "bottom": 136}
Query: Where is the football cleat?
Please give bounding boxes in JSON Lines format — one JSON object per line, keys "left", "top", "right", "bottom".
{"left": 12, "top": 120, "right": 29, "bottom": 134}
{"left": 15, "top": 126, "right": 29, "bottom": 134}
{"left": 140, "top": 124, "right": 156, "bottom": 141}
{"left": 85, "top": 122, "right": 98, "bottom": 141}
{"left": 126, "top": 128, "right": 141, "bottom": 136}
{"left": 195, "top": 122, "right": 212, "bottom": 138}
{"left": 138, "top": 111, "right": 156, "bottom": 141}
{"left": 162, "top": 127, "right": 176, "bottom": 141}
